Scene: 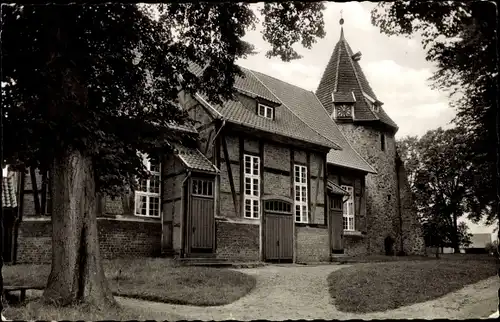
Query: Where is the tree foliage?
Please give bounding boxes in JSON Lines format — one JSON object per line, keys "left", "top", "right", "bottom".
{"left": 1, "top": 3, "right": 327, "bottom": 309}
{"left": 397, "top": 127, "right": 484, "bottom": 252}
{"left": 2, "top": 2, "right": 327, "bottom": 195}
{"left": 372, "top": 1, "right": 498, "bottom": 225}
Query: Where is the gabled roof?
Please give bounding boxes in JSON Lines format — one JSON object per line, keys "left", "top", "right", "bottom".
{"left": 188, "top": 63, "right": 340, "bottom": 150}
{"left": 327, "top": 180, "right": 350, "bottom": 196}
{"left": 173, "top": 144, "right": 219, "bottom": 174}
{"left": 2, "top": 172, "right": 18, "bottom": 208}
{"left": 251, "top": 71, "right": 376, "bottom": 174}
{"left": 316, "top": 27, "right": 398, "bottom": 130}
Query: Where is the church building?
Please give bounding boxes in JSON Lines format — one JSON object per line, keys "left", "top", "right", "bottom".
{"left": 5, "top": 19, "right": 425, "bottom": 264}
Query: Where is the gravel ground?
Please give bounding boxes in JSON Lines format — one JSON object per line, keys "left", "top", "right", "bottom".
{"left": 117, "top": 264, "right": 499, "bottom": 320}
{"left": 10, "top": 264, "right": 498, "bottom": 320}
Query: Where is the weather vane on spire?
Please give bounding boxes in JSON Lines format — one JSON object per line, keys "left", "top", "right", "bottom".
{"left": 340, "top": 9, "right": 344, "bottom": 25}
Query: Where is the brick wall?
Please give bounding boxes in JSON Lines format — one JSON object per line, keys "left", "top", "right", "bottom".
{"left": 16, "top": 218, "right": 161, "bottom": 263}
{"left": 216, "top": 220, "right": 260, "bottom": 261}
{"left": 295, "top": 226, "right": 329, "bottom": 263}
{"left": 17, "top": 220, "right": 52, "bottom": 263}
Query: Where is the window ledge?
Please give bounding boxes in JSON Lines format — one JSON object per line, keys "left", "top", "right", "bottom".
{"left": 99, "top": 215, "right": 161, "bottom": 223}
{"left": 343, "top": 230, "right": 365, "bottom": 238}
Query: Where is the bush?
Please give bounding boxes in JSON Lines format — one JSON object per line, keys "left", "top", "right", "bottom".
{"left": 485, "top": 241, "right": 499, "bottom": 257}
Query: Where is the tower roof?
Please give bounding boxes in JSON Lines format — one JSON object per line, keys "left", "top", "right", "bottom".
{"left": 316, "top": 22, "right": 398, "bottom": 131}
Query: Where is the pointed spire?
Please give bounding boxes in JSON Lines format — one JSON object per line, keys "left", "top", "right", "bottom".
{"left": 339, "top": 9, "right": 344, "bottom": 40}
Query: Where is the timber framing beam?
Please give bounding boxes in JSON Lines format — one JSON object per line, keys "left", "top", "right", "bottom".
{"left": 30, "top": 168, "right": 41, "bottom": 215}
{"left": 222, "top": 134, "right": 239, "bottom": 216}
{"left": 312, "top": 160, "right": 323, "bottom": 223}
{"left": 323, "top": 155, "right": 328, "bottom": 227}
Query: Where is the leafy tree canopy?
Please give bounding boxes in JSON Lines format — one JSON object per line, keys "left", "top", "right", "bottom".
{"left": 2, "top": 2, "right": 326, "bottom": 196}
{"left": 373, "top": 1, "right": 498, "bottom": 225}
{"left": 398, "top": 127, "right": 490, "bottom": 252}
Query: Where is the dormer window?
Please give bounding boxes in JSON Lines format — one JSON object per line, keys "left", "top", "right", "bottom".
{"left": 371, "top": 102, "right": 379, "bottom": 113}
{"left": 258, "top": 103, "right": 274, "bottom": 119}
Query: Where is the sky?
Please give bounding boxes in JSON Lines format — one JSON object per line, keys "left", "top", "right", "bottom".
{"left": 236, "top": 2, "right": 495, "bottom": 239}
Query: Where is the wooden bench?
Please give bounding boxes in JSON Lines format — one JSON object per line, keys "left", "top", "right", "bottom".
{"left": 3, "top": 286, "right": 41, "bottom": 302}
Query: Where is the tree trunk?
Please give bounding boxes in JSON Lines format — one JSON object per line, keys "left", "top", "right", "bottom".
{"left": 42, "top": 149, "right": 116, "bottom": 309}
{"left": 1, "top": 183, "right": 4, "bottom": 316}
{"left": 452, "top": 213, "right": 460, "bottom": 253}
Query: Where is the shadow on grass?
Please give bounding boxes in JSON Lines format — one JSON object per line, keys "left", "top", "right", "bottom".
{"left": 327, "top": 255, "right": 498, "bottom": 313}
{"left": 3, "top": 258, "right": 257, "bottom": 307}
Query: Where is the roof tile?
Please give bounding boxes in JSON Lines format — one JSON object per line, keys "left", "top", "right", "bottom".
{"left": 333, "top": 91, "right": 356, "bottom": 103}
{"left": 190, "top": 63, "right": 339, "bottom": 150}
{"left": 327, "top": 180, "right": 350, "bottom": 195}
{"left": 252, "top": 71, "right": 376, "bottom": 174}
{"left": 174, "top": 144, "right": 219, "bottom": 173}
{"left": 316, "top": 31, "right": 398, "bottom": 130}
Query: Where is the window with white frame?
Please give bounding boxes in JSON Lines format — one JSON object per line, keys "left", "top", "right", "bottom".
{"left": 192, "top": 178, "right": 213, "bottom": 197}
{"left": 244, "top": 154, "right": 260, "bottom": 219}
{"left": 258, "top": 103, "right": 274, "bottom": 119}
{"left": 294, "top": 165, "right": 308, "bottom": 223}
{"left": 135, "top": 154, "right": 161, "bottom": 218}
{"left": 341, "top": 185, "right": 354, "bottom": 231}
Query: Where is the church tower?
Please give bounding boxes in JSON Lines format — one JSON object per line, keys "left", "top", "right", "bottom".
{"left": 316, "top": 17, "right": 425, "bottom": 255}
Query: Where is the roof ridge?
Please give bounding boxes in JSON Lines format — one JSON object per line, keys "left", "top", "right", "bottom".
{"left": 238, "top": 66, "right": 282, "bottom": 103}
{"left": 341, "top": 39, "right": 379, "bottom": 121}
{"left": 334, "top": 41, "right": 342, "bottom": 93}
{"left": 310, "top": 92, "right": 377, "bottom": 174}
{"left": 248, "top": 67, "right": 317, "bottom": 94}
{"left": 249, "top": 68, "right": 342, "bottom": 150}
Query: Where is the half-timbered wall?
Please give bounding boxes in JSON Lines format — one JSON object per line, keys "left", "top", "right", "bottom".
{"left": 328, "top": 165, "right": 368, "bottom": 256}
{"left": 21, "top": 168, "right": 50, "bottom": 217}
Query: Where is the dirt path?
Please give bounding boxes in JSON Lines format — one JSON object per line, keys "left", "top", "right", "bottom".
{"left": 117, "top": 264, "right": 498, "bottom": 320}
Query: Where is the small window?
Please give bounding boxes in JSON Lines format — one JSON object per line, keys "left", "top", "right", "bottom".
{"left": 192, "top": 179, "right": 213, "bottom": 197}
{"left": 380, "top": 133, "right": 385, "bottom": 151}
{"left": 258, "top": 103, "right": 274, "bottom": 119}
{"left": 331, "top": 198, "right": 342, "bottom": 210}
{"left": 264, "top": 200, "right": 292, "bottom": 214}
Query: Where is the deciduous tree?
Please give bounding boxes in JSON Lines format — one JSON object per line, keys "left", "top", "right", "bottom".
{"left": 1, "top": 3, "right": 326, "bottom": 310}
{"left": 398, "top": 127, "right": 479, "bottom": 253}
{"left": 372, "top": 1, "right": 498, "bottom": 226}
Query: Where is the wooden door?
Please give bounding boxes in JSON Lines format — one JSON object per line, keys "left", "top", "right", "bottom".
{"left": 264, "top": 199, "right": 293, "bottom": 262}
{"left": 329, "top": 196, "right": 344, "bottom": 253}
{"left": 189, "top": 178, "right": 215, "bottom": 252}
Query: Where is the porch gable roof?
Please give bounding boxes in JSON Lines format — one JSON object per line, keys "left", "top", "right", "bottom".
{"left": 173, "top": 144, "right": 219, "bottom": 174}
{"left": 327, "top": 180, "right": 350, "bottom": 196}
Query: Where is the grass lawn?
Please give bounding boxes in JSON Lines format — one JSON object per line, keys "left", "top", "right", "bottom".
{"left": 3, "top": 300, "right": 154, "bottom": 321}
{"left": 3, "top": 258, "right": 256, "bottom": 307}
{"left": 327, "top": 254, "right": 498, "bottom": 313}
